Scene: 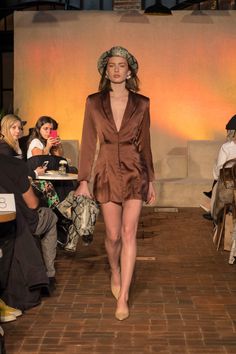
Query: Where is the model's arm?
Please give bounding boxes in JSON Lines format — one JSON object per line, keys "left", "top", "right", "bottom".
{"left": 75, "top": 97, "right": 97, "bottom": 197}
{"left": 140, "top": 99, "right": 155, "bottom": 182}
{"left": 213, "top": 145, "right": 228, "bottom": 180}
{"left": 139, "top": 99, "right": 156, "bottom": 204}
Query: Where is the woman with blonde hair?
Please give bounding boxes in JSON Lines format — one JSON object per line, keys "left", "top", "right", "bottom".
{"left": 0, "top": 114, "right": 45, "bottom": 176}
{"left": 0, "top": 114, "right": 23, "bottom": 158}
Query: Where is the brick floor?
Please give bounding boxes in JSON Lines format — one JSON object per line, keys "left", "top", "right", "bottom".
{"left": 2, "top": 207, "right": 236, "bottom": 353}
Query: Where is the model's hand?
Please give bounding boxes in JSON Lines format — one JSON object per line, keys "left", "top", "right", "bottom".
{"left": 146, "top": 182, "right": 156, "bottom": 205}
{"left": 74, "top": 180, "right": 93, "bottom": 199}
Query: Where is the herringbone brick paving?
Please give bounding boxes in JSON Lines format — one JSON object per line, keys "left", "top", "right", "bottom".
{"left": 3, "top": 207, "right": 236, "bottom": 353}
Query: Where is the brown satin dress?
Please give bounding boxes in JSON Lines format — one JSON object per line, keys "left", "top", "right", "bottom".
{"left": 77, "top": 90, "right": 155, "bottom": 204}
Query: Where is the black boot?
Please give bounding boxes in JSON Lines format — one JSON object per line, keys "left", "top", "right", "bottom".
{"left": 202, "top": 213, "right": 213, "bottom": 221}
{"left": 203, "top": 191, "right": 212, "bottom": 199}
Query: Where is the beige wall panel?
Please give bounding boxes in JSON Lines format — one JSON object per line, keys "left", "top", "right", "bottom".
{"left": 14, "top": 11, "right": 236, "bottom": 177}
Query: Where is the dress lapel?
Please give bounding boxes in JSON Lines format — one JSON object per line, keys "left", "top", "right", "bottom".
{"left": 120, "top": 91, "right": 138, "bottom": 131}
{"left": 101, "top": 90, "right": 138, "bottom": 132}
{"left": 101, "top": 91, "right": 115, "bottom": 130}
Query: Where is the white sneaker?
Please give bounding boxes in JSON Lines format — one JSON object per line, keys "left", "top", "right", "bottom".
{"left": 200, "top": 204, "right": 210, "bottom": 213}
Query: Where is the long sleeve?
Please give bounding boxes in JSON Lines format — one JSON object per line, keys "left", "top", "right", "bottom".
{"left": 0, "top": 140, "right": 16, "bottom": 157}
{"left": 77, "top": 97, "right": 97, "bottom": 182}
{"left": 139, "top": 99, "right": 155, "bottom": 182}
{"left": 213, "top": 145, "right": 227, "bottom": 180}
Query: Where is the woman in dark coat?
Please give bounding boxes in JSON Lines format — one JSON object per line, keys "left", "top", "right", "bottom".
{"left": 75, "top": 46, "right": 156, "bottom": 321}
{"left": 0, "top": 114, "right": 45, "bottom": 176}
{"left": 0, "top": 114, "right": 24, "bottom": 159}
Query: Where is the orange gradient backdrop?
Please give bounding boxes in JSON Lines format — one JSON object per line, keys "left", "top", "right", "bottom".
{"left": 14, "top": 11, "right": 236, "bottom": 173}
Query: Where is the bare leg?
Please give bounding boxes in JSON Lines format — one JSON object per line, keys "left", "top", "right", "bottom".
{"left": 101, "top": 202, "right": 122, "bottom": 290}
{"left": 116, "top": 199, "right": 142, "bottom": 319}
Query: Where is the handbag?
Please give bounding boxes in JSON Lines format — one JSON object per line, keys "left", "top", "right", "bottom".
{"left": 56, "top": 193, "right": 100, "bottom": 252}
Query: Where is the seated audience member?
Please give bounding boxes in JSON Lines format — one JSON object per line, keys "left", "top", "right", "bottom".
{"left": 0, "top": 114, "right": 23, "bottom": 159}
{"left": 27, "top": 116, "right": 63, "bottom": 158}
{"left": 27, "top": 116, "right": 77, "bottom": 201}
{"left": 0, "top": 153, "right": 58, "bottom": 297}
{"left": 201, "top": 114, "right": 236, "bottom": 220}
{"left": 0, "top": 114, "right": 60, "bottom": 208}
{"left": 0, "top": 114, "right": 46, "bottom": 177}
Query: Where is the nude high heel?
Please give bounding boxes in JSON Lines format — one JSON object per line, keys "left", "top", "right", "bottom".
{"left": 115, "top": 297, "right": 129, "bottom": 321}
{"left": 115, "top": 308, "right": 129, "bottom": 321}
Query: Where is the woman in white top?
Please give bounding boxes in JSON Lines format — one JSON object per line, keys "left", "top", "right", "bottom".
{"left": 27, "top": 116, "right": 63, "bottom": 158}
{"left": 27, "top": 116, "right": 63, "bottom": 208}
{"left": 213, "top": 117, "right": 236, "bottom": 179}
{"left": 203, "top": 115, "right": 236, "bottom": 218}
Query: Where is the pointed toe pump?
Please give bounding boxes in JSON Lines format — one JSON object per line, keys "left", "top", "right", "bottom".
{"left": 115, "top": 308, "right": 129, "bottom": 321}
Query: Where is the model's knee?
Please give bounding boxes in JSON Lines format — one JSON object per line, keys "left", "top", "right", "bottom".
{"left": 121, "top": 225, "right": 137, "bottom": 242}
{"left": 105, "top": 232, "right": 120, "bottom": 246}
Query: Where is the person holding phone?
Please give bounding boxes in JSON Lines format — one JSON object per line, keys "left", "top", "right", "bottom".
{"left": 27, "top": 116, "right": 63, "bottom": 158}
{"left": 26, "top": 116, "right": 63, "bottom": 208}
{"left": 42, "top": 160, "right": 49, "bottom": 168}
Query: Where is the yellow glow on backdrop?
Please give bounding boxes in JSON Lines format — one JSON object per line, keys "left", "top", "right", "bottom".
{"left": 14, "top": 11, "right": 236, "bottom": 170}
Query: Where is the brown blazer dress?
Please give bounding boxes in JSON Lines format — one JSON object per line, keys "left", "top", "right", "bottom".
{"left": 77, "top": 90, "right": 155, "bottom": 204}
